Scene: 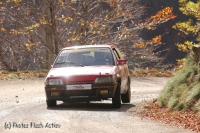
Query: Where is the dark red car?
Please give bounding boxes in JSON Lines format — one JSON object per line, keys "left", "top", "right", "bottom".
{"left": 44, "top": 45, "right": 131, "bottom": 108}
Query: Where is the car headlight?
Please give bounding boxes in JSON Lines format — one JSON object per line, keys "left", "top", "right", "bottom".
{"left": 94, "top": 76, "right": 115, "bottom": 83}
{"left": 46, "top": 79, "right": 63, "bottom": 85}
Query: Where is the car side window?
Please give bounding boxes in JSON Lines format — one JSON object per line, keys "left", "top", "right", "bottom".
{"left": 113, "top": 48, "right": 120, "bottom": 60}
{"left": 115, "top": 48, "right": 124, "bottom": 59}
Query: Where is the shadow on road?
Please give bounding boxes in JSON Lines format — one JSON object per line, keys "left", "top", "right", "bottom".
{"left": 47, "top": 102, "right": 135, "bottom": 112}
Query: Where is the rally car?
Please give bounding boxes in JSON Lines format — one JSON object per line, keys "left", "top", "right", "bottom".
{"left": 44, "top": 45, "right": 131, "bottom": 108}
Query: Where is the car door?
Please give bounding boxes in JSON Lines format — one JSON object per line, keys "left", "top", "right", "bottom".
{"left": 112, "top": 48, "right": 127, "bottom": 93}
{"left": 115, "top": 48, "right": 129, "bottom": 79}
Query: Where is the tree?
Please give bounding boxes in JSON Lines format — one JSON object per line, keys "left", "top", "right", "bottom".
{"left": 172, "top": 0, "right": 200, "bottom": 53}
{"left": 0, "top": 0, "right": 176, "bottom": 70}
{"left": 157, "top": 0, "right": 200, "bottom": 116}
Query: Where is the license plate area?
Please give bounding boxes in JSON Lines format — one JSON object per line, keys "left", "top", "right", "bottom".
{"left": 51, "top": 92, "right": 59, "bottom": 96}
{"left": 66, "top": 84, "right": 92, "bottom": 90}
{"left": 100, "top": 90, "right": 108, "bottom": 94}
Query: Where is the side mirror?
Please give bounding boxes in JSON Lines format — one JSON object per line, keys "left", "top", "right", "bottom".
{"left": 117, "top": 59, "right": 127, "bottom": 65}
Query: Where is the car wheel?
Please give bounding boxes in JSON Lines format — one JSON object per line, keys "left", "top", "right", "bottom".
{"left": 112, "top": 82, "right": 121, "bottom": 108}
{"left": 121, "top": 80, "right": 131, "bottom": 103}
{"left": 46, "top": 100, "right": 56, "bottom": 107}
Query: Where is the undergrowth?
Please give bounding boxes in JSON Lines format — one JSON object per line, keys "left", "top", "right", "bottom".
{"left": 156, "top": 55, "right": 200, "bottom": 116}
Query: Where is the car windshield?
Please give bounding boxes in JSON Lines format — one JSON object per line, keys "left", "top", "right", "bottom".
{"left": 53, "top": 47, "right": 115, "bottom": 68}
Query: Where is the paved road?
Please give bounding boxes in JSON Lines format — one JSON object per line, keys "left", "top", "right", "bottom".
{"left": 0, "top": 77, "right": 195, "bottom": 133}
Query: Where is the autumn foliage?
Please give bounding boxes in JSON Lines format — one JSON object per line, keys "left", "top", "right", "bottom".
{"left": 139, "top": 102, "right": 200, "bottom": 132}
{"left": 138, "top": 1, "right": 200, "bottom": 130}
{"left": 154, "top": 0, "right": 200, "bottom": 114}
{"left": 0, "top": 0, "right": 176, "bottom": 71}
{"left": 173, "top": 0, "right": 200, "bottom": 52}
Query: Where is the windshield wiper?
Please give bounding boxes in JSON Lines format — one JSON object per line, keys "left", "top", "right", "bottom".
{"left": 54, "top": 61, "right": 84, "bottom": 67}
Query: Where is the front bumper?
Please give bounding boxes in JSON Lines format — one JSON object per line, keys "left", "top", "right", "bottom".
{"left": 45, "top": 82, "right": 118, "bottom": 102}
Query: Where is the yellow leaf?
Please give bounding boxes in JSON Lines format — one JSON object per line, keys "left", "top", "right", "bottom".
{"left": 1, "top": 28, "right": 6, "bottom": 31}
{"left": 26, "top": 10, "right": 30, "bottom": 15}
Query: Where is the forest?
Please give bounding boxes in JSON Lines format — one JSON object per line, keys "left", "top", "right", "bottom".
{"left": 0, "top": 0, "right": 198, "bottom": 71}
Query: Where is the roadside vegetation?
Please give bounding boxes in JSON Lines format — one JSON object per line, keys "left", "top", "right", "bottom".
{"left": 0, "top": 70, "right": 48, "bottom": 80}
{"left": 136, "top": 55, "right": 200, "bottom": 133}
{"left": 157, "top": 0, "right": 200, "bottom": 119}
{"left": 139, "top": 0, "right": 200, "bottom": 132}
{"left": 157, "top": 55, "right": 200, "bottom": 113}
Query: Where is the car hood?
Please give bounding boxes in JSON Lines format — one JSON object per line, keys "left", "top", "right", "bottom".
{"left": 47, "top": 66, "right": 116, "bottom": 77}
{"left": 46, "top": 66, "right": 117, "bottom": 84}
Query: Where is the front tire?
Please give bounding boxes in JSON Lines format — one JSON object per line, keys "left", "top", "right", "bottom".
{"left": 46, "top": 100, "right": 56, "bottom": 107}
{"left": 121, "top": 80, "right": 131, "bottom": 103}
{"left": 112, "top": 82, "right": 121, "bottom": 108}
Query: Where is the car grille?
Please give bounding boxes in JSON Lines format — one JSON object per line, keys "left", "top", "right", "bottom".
{"left": 67, "top": 80, "right": 94, "bottom": 84}
{"left": 66, "top": 90, "right": 96, "bottom": 96}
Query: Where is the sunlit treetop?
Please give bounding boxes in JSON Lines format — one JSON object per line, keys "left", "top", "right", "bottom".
{"left": 179, "top": 0, "right": 200, "bottom": 18}
{"left": 173, "top": 19, "right": 199, "bottom": 35}
{"left": 135, "top": 7, "right": 176, "bottom": 30}
{"left": 173, "top": 0, "right": 200, "bottom": 52}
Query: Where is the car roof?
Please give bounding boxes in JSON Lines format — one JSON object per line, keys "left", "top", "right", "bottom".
{"left": 62, "top": 44, "right": 117, "bottom": 50}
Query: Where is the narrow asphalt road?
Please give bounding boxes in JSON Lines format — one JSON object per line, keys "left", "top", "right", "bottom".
{"left": 0, "top": 77, "right": 195, "bottom": 133}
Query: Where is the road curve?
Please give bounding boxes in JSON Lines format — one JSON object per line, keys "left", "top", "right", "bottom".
{"left": 0, "top": 77, "right": 195, "bottom": 133}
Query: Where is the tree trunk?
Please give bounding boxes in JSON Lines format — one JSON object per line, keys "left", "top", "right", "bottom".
{"left": 0, "top": 51, "right": 13, "bottom": 71}
{"left": 192, "top": 46, "right": 200, "bottom": 63}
